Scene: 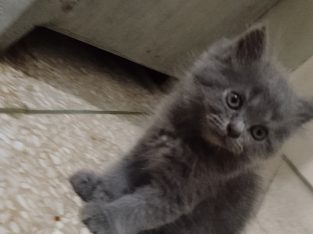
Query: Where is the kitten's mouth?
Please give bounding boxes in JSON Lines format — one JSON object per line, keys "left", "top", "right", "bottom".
{"left": 205, "top": 132, "right": 243, "bottom": 155}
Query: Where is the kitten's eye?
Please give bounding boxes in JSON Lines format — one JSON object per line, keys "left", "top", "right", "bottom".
{"left": 226, "top": 92, "right": 242, "bottom": 110}
{"left": 250, "top": 126, "right": 268, "bottom": 141}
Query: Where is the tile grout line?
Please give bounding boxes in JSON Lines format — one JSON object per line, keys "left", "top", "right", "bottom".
{"left": 282, "top": 154, "right": 313, "bottom": 195}
{"left": 0, "top": 108, "right": 149, "bottom": 115}
{"left": 255, "top": 0, "right": 283, "bottom": 22}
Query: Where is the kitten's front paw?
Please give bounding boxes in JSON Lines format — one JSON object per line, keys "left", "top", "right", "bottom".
{"left": 81, "top": 202, "right": 117, "bottom": 234}
{"left": 70, "top": 170, "right": 98, "bottom": 202}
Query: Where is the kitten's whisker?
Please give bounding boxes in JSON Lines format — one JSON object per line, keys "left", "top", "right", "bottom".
{"left": 210, "top": 114, "right": 224, "bottom": 125}
{"left": 231, "top": 141, "right": 243, "bottom": 155}
{"left": 207, "top": 115, "right": 224, "bottom": 129}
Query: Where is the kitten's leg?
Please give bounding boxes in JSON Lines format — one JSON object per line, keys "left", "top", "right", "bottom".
{"left": 141, "top": 173, "right": 260, "bottom": 234}
{"left": 70, "top": 160, "right": 129, "bottom": 202}
{"left": 70, "top": 170, "right": 98, "bottom": 202}
{"left": 81, "top": 186, "right": 195, "bottom": 234}
{"left": 140, "top": 200, "right": 214, "bottom": 234}
{"left": 92, "top": 160, "right": 130, "bottom": 201}
{"left": 149, "top": 174, "right": 259, "bottom": 234}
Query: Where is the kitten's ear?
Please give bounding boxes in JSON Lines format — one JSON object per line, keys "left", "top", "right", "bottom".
{"left": 294, "top": 99, "right": 313, "bottom": 126}
{"left": 233, "top": 25, "right": 267, "bottom": 65}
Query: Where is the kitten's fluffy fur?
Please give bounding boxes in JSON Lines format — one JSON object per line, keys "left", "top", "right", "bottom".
{"left": 70, "top": 26, "right": 313, "bottom": 234}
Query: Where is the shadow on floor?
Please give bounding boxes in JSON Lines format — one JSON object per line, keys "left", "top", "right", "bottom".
{"left": 1, "top": 28, "right": 176, "bottom": 113}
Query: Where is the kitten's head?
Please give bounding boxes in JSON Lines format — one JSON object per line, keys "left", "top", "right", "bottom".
{"left": 188, "top": 25, "right": 313, "bottom": 159}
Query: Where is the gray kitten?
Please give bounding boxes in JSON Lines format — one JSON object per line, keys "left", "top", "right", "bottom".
{"left": 70, "top": 26, "right": 313, "bottom": 234}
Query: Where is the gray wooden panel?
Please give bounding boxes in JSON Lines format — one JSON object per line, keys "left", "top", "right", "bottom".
{"left": 49, "top": 0, "right": 278, "bottom": 75}
{"left": 0, "top": 0, "right": 78, "bottom": 50}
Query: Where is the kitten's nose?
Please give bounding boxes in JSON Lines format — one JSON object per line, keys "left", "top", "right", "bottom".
{"left": 227, "top": 123, "right": 242, "bottom": 138}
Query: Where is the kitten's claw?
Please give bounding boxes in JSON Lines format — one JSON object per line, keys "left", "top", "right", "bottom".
{"left": 70, "top": 170, "right": 98, "bottom": 202}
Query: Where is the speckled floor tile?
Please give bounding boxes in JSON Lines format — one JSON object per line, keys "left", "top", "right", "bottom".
{"left": 0, "top": 64, "right": 94, "bottom": 110}
{"left": 0, "top": 114, "right": 146, "bottom": 234}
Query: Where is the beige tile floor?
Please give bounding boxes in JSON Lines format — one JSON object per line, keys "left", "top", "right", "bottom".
{"left": 0, "top": 31, "right": 313, "bottom": 234}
